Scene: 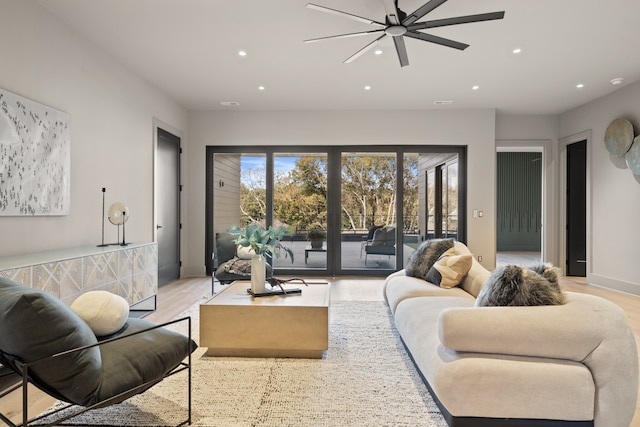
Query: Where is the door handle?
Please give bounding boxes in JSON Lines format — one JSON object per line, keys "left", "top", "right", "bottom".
{"left": 157, "top": 225, "right": 163, "bottom": 229}
{"left": 576, "top": 260, "right": 586, "bottom": 263}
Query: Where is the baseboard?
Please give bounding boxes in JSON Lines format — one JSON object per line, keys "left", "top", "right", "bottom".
{"left": 588, "top": 273, "right": 640, "bottom": 297}
{"left": 184, "top": 266, "right": 206, "bottom": 277}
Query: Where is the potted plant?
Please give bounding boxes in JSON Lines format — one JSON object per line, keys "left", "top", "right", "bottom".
{"left": 227, "top": 225, "right": 294, "bottom": 294}
{"left": 307, "top": 227, "right": 326, "bottom": 249}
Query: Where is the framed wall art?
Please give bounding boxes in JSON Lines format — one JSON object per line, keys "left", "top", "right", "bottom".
{"left": 0, "top": 88, "right": 70, "bottom": 216}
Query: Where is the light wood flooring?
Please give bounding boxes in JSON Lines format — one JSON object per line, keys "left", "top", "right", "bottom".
{"left": 148, "top": 273, "right": 640, "bottom": 426}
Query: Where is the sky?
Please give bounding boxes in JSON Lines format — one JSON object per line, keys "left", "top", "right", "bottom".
{"left": 241, "top": 156, "right": 298, "bottom": 174}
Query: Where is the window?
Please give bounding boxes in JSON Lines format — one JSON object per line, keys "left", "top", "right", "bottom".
{"left": 206, "top": 146, "right": 466, "bottom": 277}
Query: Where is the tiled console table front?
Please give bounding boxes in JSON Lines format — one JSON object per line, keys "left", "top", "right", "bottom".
{"left": 0, "top": 243, "right": 158, "bottom": 307}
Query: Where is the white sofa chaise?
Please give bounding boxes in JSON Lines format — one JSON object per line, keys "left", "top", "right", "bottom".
{"left": 383, "top": 241, "right": 638, "bottom": 427}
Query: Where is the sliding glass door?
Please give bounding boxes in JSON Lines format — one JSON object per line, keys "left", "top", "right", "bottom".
{"left": 341, "top": 152, "right": 397, "bottom": 270}
{"left": 206, "top": 146, "right": 466, "bottom": 277}
{"left": 272, "top": 152, "right": 328, "bottom": 271}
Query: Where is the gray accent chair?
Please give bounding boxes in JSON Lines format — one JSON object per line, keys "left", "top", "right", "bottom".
{"left": 212, "top": 232, "right": 272, "bottom": 286}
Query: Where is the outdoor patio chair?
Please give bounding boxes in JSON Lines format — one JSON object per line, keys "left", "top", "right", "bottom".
{"left": 363, "top": 226, "right": 396, "bottom": 264}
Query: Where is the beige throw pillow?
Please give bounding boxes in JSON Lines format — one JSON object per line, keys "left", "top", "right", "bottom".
{"left": 425, "top": 248, "right": 473, "bottom": 288}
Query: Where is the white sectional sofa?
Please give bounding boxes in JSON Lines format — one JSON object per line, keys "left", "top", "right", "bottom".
{"left": 383, "top": 241, "right": 638, "bottom": 427}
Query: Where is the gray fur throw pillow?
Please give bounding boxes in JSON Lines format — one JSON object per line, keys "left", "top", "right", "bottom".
{"left": 406, "top": 238, "right": 454, "bottom": 280}
{"left": 475, "top": 263, "right": 566, "bottom": 307}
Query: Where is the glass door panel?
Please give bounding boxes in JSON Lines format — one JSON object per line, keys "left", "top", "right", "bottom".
{"left": 272, "top": 153, "right": 328, "bottom": 272}
{"left": 443, "top": 160, "right": 458, "bottom": 239}
{"left": 341, "top": 152, "right": 397, "bottom": 270}
{"left": 402, "top": 153, "right": 420, "bottom": 267}
{"left": 426, "top": 169, "right": 436, "bottom": 240}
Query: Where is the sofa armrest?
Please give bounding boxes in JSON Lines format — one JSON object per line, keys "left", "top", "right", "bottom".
{"left": 438, "top": 291, "right": 639, "bottom": 427}
{"left": 438, "top": 292, "right": 626, "bottom": 362}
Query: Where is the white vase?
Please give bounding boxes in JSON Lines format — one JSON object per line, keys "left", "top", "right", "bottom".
{"left": 251, "top": 254, "right": 266, "bottom": 294}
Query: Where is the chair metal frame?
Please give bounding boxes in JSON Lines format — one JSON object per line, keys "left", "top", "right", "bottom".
{"left": 0, "top": 317, "right": 192, "bottom": 427}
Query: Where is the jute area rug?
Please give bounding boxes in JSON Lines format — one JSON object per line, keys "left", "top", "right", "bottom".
{"left": 45, "top": 300, "right": 448, "bottom": 426}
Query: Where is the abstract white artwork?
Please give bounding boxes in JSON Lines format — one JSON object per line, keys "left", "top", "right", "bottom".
{"left": 0, "top": 88, "right": 70, "bottom": 215}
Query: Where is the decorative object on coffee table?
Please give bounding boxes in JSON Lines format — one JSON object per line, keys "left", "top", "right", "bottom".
{"left": 227, "top": 225, "right": 294, "bottom": 294}
{"left": 266, "top": 276, "right": 309, "bottom": 294}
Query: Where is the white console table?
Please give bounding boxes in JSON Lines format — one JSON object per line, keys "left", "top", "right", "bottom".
{"left": 0, "top": 243, "right": 157, "bottom": 308}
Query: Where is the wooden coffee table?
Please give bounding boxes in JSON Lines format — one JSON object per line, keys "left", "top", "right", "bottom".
{"left": 200, "top": 281, "right": 330, "bottom": 358}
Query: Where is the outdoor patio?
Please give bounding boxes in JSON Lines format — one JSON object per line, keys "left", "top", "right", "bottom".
{"left": 272, "top": 239, "right": 415, "bottom": 271}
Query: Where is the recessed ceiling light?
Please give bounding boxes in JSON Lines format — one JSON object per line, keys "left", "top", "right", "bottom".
{"left": 374, "top": 50, "right": 383, "bottom": 55}
{"left": 472, "top": 85, "right": 480, "bottom": 90}
{"left": 258, "top": 86, "right": 265, "bottom": 91}
{"left": 434, "top": 100, "right": 453, "bottom": 105}
{"left": 611, "top": 77, "right": 624, "bottom": 85}
{"left": 576, "top": 83, "right": 584, "bottom": 89}
{"left": 512, "top": 48, "right": 522, "bottom": 54}
{"left": 238, "top": 50, "right": 247, "bottom": 57}
{"left": 364, "top": 85, "right": 372, "bottom": 90}
{"left": 220, "top": 101, "right": 240, "bottom": 106}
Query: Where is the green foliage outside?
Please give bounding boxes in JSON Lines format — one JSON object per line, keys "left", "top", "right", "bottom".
{"left": 239, "top": 154, "right": 420, "bottom": 235}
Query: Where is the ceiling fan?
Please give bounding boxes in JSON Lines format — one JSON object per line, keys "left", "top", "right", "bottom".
{"left": 304, "top": 0, "right": 505, "bottom": 67}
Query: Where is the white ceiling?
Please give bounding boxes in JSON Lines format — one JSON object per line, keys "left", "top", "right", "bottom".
{"left": 35, "top": 0, "right": 640, "bottom": 115}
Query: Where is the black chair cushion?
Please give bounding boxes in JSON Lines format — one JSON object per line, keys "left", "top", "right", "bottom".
{"left": 96, "top": 318, "right": 197, "bottom": 405}
{"left": 0, "top": 278, "right": 102, "bottom": 406}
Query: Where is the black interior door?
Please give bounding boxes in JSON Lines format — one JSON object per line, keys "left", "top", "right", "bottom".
{"left": 157, "top": 128, "right": 181, "bottom": 286}
{"left": 566, "top": 140, "right": 587, "bottom": 276}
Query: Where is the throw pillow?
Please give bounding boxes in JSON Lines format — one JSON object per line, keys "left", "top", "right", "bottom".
{"left": 406, "top": 238, "right": 455, "bottom": 280}
{"left": 71, "top": 290, "right": 130, "bottom": 336}
{"left": 475, "top": 263, "right": 566, "bottom": 307}
{"left": 425, "top": 248, "right": 472, "bottom": 288}
{"left": 237, "top": 245, "right": 255, "bottom": 260}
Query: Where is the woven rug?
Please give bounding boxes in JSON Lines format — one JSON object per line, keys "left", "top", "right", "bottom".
{"left": 42, "top": 300, "right": 448, "bottom": 426}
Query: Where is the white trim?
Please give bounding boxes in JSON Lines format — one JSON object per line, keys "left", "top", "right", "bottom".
{"left": 558, "top": 130, "right": 591, "bottom": 276}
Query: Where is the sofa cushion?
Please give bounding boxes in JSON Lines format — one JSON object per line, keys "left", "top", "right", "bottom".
{"left": 0, "top": 278, "right": 102, "bottom": 406}
{"left": 425, "top": 248, "right": 472, "bottom": 289}
{"left": 384, "top": 272, "right": 473, "bottom": 313}
{"left": 394, "top": 295, "right": 596, "bottom": 422}
{"left": 406, "top": 238, "right": 454, "bottom": 280}
{"left": 476, "top": 263, "right": 565, "bottom": 307}
{"left": 71, "top": 290, "right": 129, "bottom": 336}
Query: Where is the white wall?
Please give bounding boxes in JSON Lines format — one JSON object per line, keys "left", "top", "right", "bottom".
{"left": 560, "top": 81, "right": 640, "bottom": 294}
{"left": 186, "top": 109, "right": 497, "bottom": 275}
{"left": 0, "top": 0, "right": 187, "bottom": 258}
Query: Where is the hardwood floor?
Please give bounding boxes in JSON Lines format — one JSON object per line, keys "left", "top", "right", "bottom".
{"left": 149, "top": 273, "right": 640, "bottom": 426}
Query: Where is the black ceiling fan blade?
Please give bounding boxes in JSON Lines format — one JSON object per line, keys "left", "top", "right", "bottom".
{"left": 408, "top": 11, "right": 505, "bottom": 31}
{"left": 405, "top": 31, "right": 469, "bottom": 50}
{"left": 402, "top": 0, "right": 448, "bottom": 26}
{"left": 306, "top": 3, "right": 385, "bottom": 27}
{"left": 344, "top": 34, "right": 387, "bottom": 63}
{"left": 304, "top": 29, "right": 384, "bottom": 44}
{"left": 381, "top": 0, "right": 401, "bottom": 25}
{"left": 392, "top": 36, "right": 410, "bottom": 67}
